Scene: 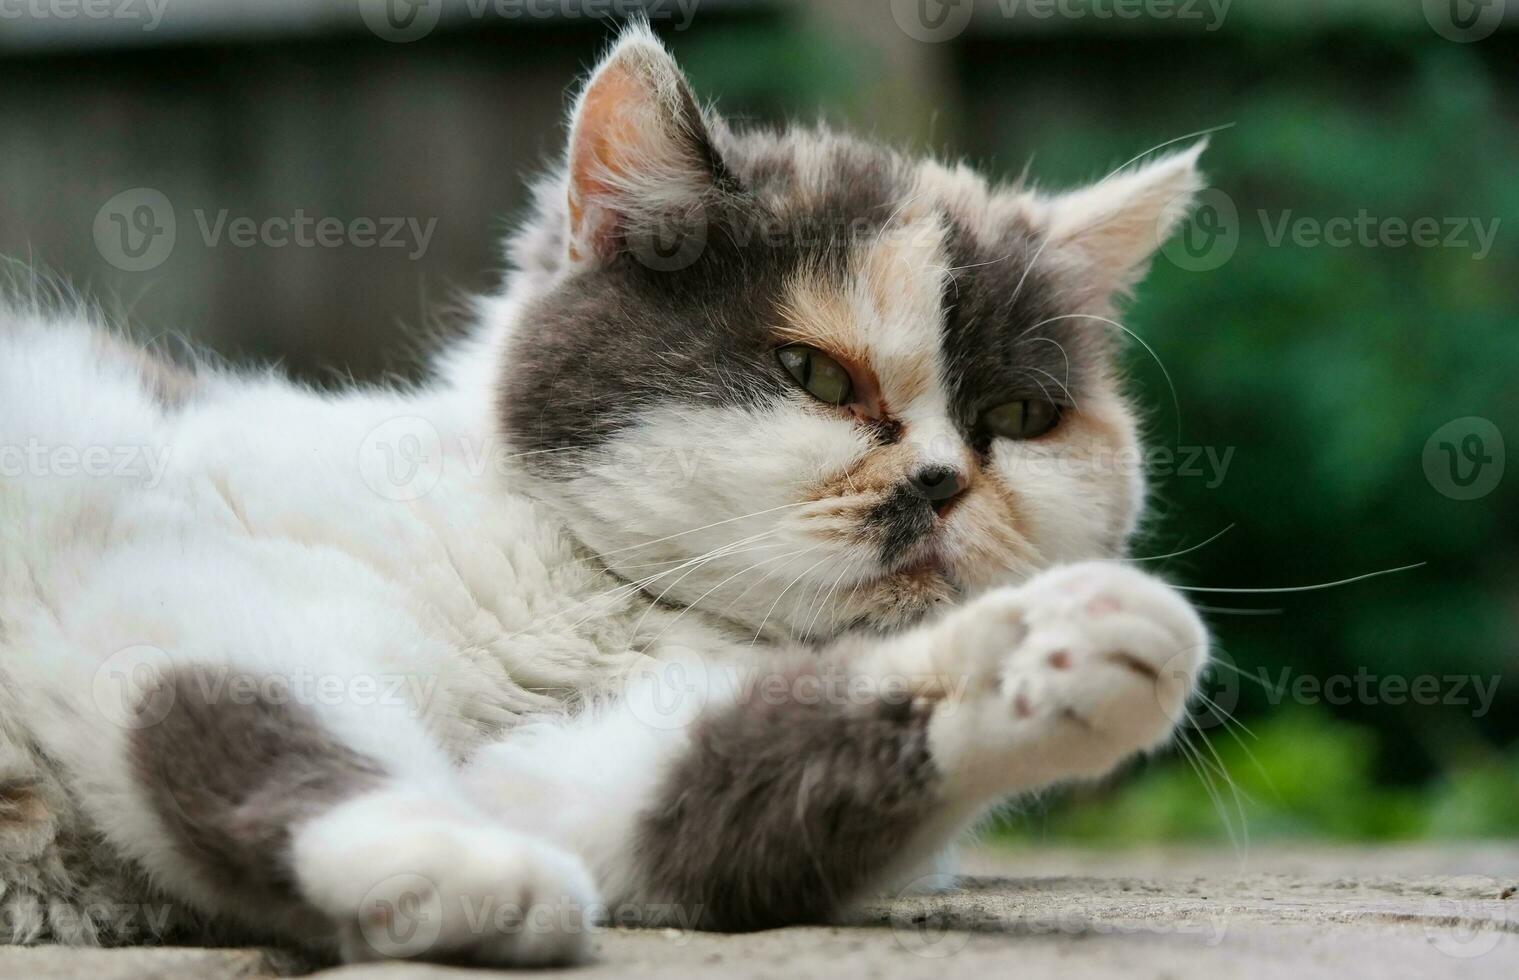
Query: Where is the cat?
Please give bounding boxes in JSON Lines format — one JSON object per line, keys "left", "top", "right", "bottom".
{"left": 0, "top": 22, "right": 1209, "bottom": 968}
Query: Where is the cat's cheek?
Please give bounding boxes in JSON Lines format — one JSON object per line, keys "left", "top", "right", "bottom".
{"left": 980, "top": 407, "right": 1143, "bottom": 568}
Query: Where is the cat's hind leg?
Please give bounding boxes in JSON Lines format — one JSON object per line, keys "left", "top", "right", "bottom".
{"left": 124, "top": 662, "right": 599, "bottom": 966}
{"left": 4, "top": 531, "right": 601, "bottom": 966}
{"left": 464, "top": 562, "right": 1208, "bottom": 931}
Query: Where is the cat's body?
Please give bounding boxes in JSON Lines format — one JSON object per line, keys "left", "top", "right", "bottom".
{"left": 0, "top": 25, "right": 1209, "bottom": 966}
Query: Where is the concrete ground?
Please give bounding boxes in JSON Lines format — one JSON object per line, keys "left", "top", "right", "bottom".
{"left": 2, "top": 845, "right": 1514, "bottom": 980}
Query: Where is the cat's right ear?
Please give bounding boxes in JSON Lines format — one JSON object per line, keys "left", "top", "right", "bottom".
{"left": 565, "top": 24, "right": 721, "bottom": 265}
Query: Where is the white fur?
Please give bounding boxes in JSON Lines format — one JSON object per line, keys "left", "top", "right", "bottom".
{"left": 292, "top": 788, "right": 599, "bottom": 966}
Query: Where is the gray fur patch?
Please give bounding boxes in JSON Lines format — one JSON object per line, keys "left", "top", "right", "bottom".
{"left": 864, "top": 484, "right": 939, "bottom": 567}
{"left": 128, "top": 667, "right": 385, "bottom": 946}
{"left": 500, "top": 121, "right": 1096, "bottom": 474}
{"left": 634, "top": 663, "right": 941, "bottom": 931}
{"left": 499, "top": 128, "right": 916, "bottom": 462}
{"left": 939, "top": 219, "right": 1106, "bottom": 445}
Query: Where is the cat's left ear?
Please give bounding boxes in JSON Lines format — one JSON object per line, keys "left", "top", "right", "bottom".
{"left": 564, "top": 24, "right": 722, "bottom": 264}
{"left": 1035, "top": 142, "right": 1207, "bottom": 304}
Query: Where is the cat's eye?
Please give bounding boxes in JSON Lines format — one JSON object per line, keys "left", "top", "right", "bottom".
{"left": 983, "top": 400, "right": 1062, "bottom": 440}
{"left": 778, "top": 345, "right": 853, "bottom": 406}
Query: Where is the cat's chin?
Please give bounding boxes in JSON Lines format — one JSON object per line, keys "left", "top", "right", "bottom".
{"left": 830, "top": 564, "right": 962, "bottom": 636}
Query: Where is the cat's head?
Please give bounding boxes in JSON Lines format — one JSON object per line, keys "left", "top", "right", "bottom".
{"left": 496, "top": 24, "right": 1202, "bottom": 641}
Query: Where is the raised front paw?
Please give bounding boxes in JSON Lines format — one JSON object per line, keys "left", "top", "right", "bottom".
{"left": 929, "top": 562, "right": 1208, "bottom": 794}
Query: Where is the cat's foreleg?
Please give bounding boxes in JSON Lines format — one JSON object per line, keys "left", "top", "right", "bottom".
{"left": 465, "top": 562, "right": 1207, "bottom": 931}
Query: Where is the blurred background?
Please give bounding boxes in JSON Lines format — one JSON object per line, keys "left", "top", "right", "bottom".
{"left": 2, "top": 0, "right": 1515, "bottom": 844}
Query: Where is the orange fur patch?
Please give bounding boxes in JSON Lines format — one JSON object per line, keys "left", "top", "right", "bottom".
{"left": 775, "top": 273, "right": 870, "bottom": 369}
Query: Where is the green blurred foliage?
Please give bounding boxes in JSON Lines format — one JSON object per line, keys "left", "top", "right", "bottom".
{"left": 999, "top": 708, "right": 1518, "bottom": 843}
{"left": 993, "top": 22, "right": 1518, "bottom": 840}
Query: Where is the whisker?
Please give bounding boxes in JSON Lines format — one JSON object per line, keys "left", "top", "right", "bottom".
{"left": 946, "top": 252, "right": 1016, "bottom": 275}
{"left": 717, "top": 544, "right": 822, "bottom": 620}
{"left": 496, "top": 446, "right": 585, "bottom": 460}
{"left": 1003, "top": 131, "right": 1226, "bottom": 330}
{"left": 750, "top": 553, "right": 836, "bottom": 646}
{"left": 583, "top": 501, "right": 810, "bottom": 561}
{"left": 1174, "top": 732, "right": 1235, "bottom": 846}
{"left": 1006, "top": 235, "right": 1052, "bottom": 311}
{"left": 874, "top": 189, "right": 929, "bottom": 249}
{"left": 626, "top": 533, "right": 782, "bottom": 638}
{"left": 1017, "top": 335, "right": 1071, "bottom": 390}
{"left": 1025, "top": 312, "right": 1182, "bottom": 443}
{"left": 1129, "top": 523, "right": 1235, "bottom": 563}
{"left": 802, "top": 557, "right": 859, "bottom": 642}
{"left": 554, "top": 530, "right": 785, "bottom": 635}
{"left": 1204, "top": 656, "right": 1272, "bottom": 692}
{"left": 1192, "top": 725, "right": 1252, "bottom": 850}
{"left": 1025, "top": 365, "right": 1077, "bottom": 410}
{"left": 797, "top": 563, "right": 840, "bottom": 641}
{"left": 1024, "top": 372, "right": 1056, "bottom": 410}
{"left": 1192, "top": 690, "right": 1275, "bottom": 787}
{"left": 1194, "top": 605, "right": 1284, "bottom": 616}
{"left": 613, "top": 540, "right": 785, "bottom": 572}
{"left": 1176, "top": 728, "right": 1245, "bottom": 854}
{"left": 1174, "top": 561, "right": 1426, "bottom": 595}
{"left": 1193, "top": 689, "right": 1259, "bottom": 742}
{"left": 639, "top": 546, "right": 811, "bottom": 648}
{"left": 1098, "top": 123, "right": 1235, "bottom": 183}
{"left": 828, "top": 571, "right": 870, "bottom": 636}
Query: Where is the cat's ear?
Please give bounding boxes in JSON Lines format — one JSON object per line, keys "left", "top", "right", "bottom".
{"left": 1035, "top": 142, "right": 1206, "bottom": 303}
{"left": 565, "top": 24, "right": 720, "bottom": 264}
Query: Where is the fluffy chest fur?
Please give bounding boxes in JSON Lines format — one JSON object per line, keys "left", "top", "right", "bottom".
{"left": 0, "top": 313, "right": 749, "bottom": 764}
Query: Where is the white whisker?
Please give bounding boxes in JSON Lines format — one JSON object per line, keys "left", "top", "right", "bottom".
{"left": 583, "top": 501, "right": 809, "bottom": 561}
{"left": 642, "top": 547, "right": 814, "bottom": 648}
{"left": 1024, "top": 312, "right": 1182, "bottom": 442}
{"left": 749, "top": 552, "right": 836, "bottom": 646}
{"left": 1194, "top": 605, "right": 1284, "bottom": 616}
{"left": 1098, "top": 124, "right": 1235, "bottom": 183}
{"left": 1129, "top": 524, "right": 1235, "bottom": 563}
{"left": 1174, "top": 562, "right": 1425, "bottom": 595}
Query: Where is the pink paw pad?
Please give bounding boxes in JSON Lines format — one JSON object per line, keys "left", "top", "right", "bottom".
{"left": 1085, "top": 595, "right": 1122, "bottom": 616}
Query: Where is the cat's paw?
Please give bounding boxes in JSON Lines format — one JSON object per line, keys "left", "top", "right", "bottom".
{"left": 928, "top": 562, "right": 1208, "bottom": 796}
{"left": 292, "top": 790, "right": 599, "bottom": 968}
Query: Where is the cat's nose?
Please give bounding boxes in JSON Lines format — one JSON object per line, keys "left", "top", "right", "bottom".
{"left": 907, "top": 465, "right": 967, "bottom": 514}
